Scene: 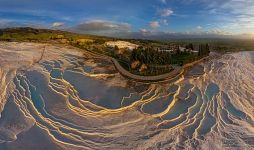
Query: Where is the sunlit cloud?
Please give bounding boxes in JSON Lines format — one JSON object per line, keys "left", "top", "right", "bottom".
{"left": 74, "top": 20, "right": 131, "bottom": 33}
{"left": 160, "top": 19, "right": 169, "bottom": 26}
{"left": 52, "top": 22, "right": 64, "bottom": 28}
{"left": 160, "top": 0, "right": 167, "bottom": 4}
{"left": 158, "top": 8, "right": 173, "bottom": 17}
{"left": 149, "top": 21, "right": 160, "bottom": 29}
{"left": 203, "top": 0, "right": 254, "bottom": 33}
{"left": 140, "top": 28, "right": 148, "bottom": 33}
{"left": 196, "top": 26, "right": 202, "bottom": 30}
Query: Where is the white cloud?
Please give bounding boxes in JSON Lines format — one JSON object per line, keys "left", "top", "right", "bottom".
{"left": 52, "top": 22, "right": 64, "bottom": 28}
{"left": 75, "top": 20, "right": 131, "bottom": 32}
{"left": 161, "top": 19, "right": 169, "bottom": 26}
{"left": 196, "top": 26, "right": 202, "bottom": 30}
{"left": 159, "top": 8, "right": 173, "bottom": 17}
{"left": 150, "top": 21, "right": 160, "bottom": 29}
{"left": 140, "top": 28, "right": 148, "bottom": 33}
{"left": 139, "top": 28, "right": 152, "bottom": 35}
{"left": 204, "top": 0, "right": 254, "bottom": 33}
{"left": 160, "top": 0, "right": 167, "bottom": 4}
{"left": 207, "top": 28, "right": 232, "bottom": 35}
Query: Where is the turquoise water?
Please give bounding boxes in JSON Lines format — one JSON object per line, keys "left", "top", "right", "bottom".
{"left": 222, "top": 93, "right": 247, "bottom": 119}
{"left": 142, "top": 95, "right": 174, "bottom": 115}
{"left": 205, "top": 83, "right": 220, "bottom": 101}
{"left": 63, "top": 70, "right": 138, "bottom": 109}
{"left": 1, "top": 43, "right": 253, "bottom": 150}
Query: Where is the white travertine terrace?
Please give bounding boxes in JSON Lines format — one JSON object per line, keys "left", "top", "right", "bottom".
{"left": 105, "top": 41, "right": 139, "bottom": 50}
{"left": 0, "top": 42, "right": 253, "bottom": 150}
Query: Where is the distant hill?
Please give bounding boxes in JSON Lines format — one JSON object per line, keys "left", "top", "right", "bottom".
{"left": 0, "top": 27, "right": 113, "bottom": 42}
{"left": 1, "top": 27, "right": 254, "bottom": 52}
{"left": 0, "top": 27, "right": 164, "bottom": 48}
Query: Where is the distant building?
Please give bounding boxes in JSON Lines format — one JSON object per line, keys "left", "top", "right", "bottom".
{"left": 179, "top": 46, "right": 186, "bottom": 52}
{"left": 159, "top": 49, "right": 174, "bottom": 53}
{"left": 159, "top": 44, "right": 179, "bottom": 53}
{"left": 192, "top": 50, "right": 199, "bottom": 55}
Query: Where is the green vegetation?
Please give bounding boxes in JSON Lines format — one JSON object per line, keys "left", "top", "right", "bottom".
{"left": 130, "top": 46, "right": 208, "bottom": 66}
{"left": 0, "top": 27, "right": 111, "bottom": 42}
{"left": 126, "top": 44, "right": 209, "bottom": 76}
{"left": 0, "top": 27, "right": 113, "bottom": 56}
{"left": 164, "top": 38, "right": 254, "bottom": 52}
{"left": 1, "top": 27, "right": 253, "bottom": 77}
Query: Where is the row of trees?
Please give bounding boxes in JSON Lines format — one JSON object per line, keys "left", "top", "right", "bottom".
{"left": 131, "top": 48, "right": 172, "bottom": 65}
{"left": 130, "top": 43, "right": 210, "bottom": 66}
{"left": 198, "top": 44, "right": 210, "bottom": 56}
{"left": 186, "top": 43, "right": 194, "bottom": 50}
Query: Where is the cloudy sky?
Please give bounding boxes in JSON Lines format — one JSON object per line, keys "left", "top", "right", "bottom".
{"left": 0, "top": 0, "right": 254, "bottom": 38}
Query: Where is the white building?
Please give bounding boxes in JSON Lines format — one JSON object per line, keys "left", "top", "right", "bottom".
{"left": 179, "top": 46, "right": 186, "bottom": 52}
{"left": 159, "top": 49, "right": 174, "bottom": 53}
